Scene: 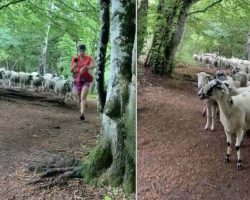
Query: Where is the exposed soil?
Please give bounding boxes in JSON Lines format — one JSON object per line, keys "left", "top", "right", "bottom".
{"left": 137, "top": 66, "right": 250, "bottom": 200}
{"left": 0, "top": 87, "right": 126, "bottom": 200}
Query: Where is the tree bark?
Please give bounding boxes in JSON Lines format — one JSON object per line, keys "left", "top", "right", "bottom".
{"left": 96, "top": 0, "right": 110, "bottom": 112}
{"left": 146, "top": 0, "right": 197, "bottom": 76}
{"left": 247, "top": 33, "right": 250, "bottom": 60}
{"left": 137, "top": 0, "right": 148, "bottom": 56}
{"left": 83, "top": 0, "right": 135, "bottom": 194}
{"left": 39, "top": 1, "right": 53, "bottom": 75}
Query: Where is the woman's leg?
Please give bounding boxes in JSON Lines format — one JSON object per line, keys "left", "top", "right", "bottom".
{"left": 80, "top": 85, "right": 89, "bottom": 119}
{"left": 73, "top": 84, "right": 81, "bottom": 108}
{"left": 77, "top": 91, "right": 81, "bottom": 108}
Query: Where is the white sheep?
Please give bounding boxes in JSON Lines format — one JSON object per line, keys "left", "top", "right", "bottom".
{"left": 9, "top": 71, "right": 20, "bottom": 87}
{"left": 232, "top": 71, "right": 248, "bottom": 87}
{"left": 1, "top": 69, "right": 11, "bottom": 87}
{"left": 197, "top": 72, "right": 217, "bottom": 131}
{"left": 32, "top": 76, "right": 44, "bottom": 92}
{"left": 214, "top": 71, "right": 241, "bottom": 88}
{"left": 54, "top": 79, "right": 71, "bottom": 99}
{"left": 19, "top": 72, "right": 33, "bottom": 90}
{"left": 43, "top": 73, "right": 55, "bottom": 92}
{"left": 198, "top": 79, "right": 250, "bottom": 170}
{"left": 224, "top": 84, "right": 250, "bottom": 96}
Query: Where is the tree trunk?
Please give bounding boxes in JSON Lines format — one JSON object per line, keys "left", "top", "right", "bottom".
{"left": 90, "top": 77, "right": 96, "bottom": 94}
{"left": 137, "top": 0, "right": 148, "bottom": 56}
{"left": 83, "top": 0, "right": 135, "bottom": 194}
{"left": 247, "top": 33, "right": 250, "bottom": 60}
{"left": 5, "top": 58, "right": 9, "bottom": 70}
{"left": 146, "top": 0, "right": 195, "bottom": 76}
{"left": 96, "top": 0, "right": 110, "bottom": 112}
{"left": 39, "top": 1, "right": 53, "bottom": 75}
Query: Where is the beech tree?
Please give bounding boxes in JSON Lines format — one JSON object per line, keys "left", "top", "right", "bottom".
{"left": 84, "top": 0, "right": 136, "bottom": 193}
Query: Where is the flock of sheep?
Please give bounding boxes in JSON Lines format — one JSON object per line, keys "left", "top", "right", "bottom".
{"left": 193, "top": 53, "right": 250, "bottom": 73}
{"left": 195, "top": 53, "right": 250, "bottom": 171}
{"left": 0, "top": 68, "right": 74, "bottom": 101}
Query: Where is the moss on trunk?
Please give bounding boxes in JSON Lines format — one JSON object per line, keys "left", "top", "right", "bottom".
{"left": 146, "top": 0, "right": 194, "bottom": 76}
{"left": 122, "top": 152, "right": 135, "bottom": 194}
{"left": 82, "top": 0, "right": 135, "bottom": 195}
{"left": 82, "top": 141, "right": 112, "bottom": 183}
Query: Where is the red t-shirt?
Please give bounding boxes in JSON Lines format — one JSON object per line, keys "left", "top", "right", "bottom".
{"left": 71, "top": 55, "right": 93, "bottom": 83}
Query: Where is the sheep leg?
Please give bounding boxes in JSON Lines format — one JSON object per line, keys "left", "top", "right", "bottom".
{"left": 215, "top": 105, "right": 219, "bottom": 118}
{"left": 202, "top": 106, "right": 206, "bottom": 117}
{"left": 205, "top": 105, "right": 211, "bottom": 130}
{"left": 224, "top": 129, "right": 232, "bottom": 163}
{"left": 211, "top": 104, "right": 216, "bottom": 131}
{"left": 236, "top": 130, "right": 243, "bottom": 170}
{"left": 239, "top": 130, "right": 245, "bottom": 145}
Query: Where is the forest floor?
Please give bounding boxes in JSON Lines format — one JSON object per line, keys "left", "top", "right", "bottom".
{"left": 137, "top": 65, "right": 250, "bottom": 200}
{"left": 0, "top": 87, "right": 126, "bottom": 200}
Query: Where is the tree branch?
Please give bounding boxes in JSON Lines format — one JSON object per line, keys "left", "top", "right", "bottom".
{"left": 53, "top": 0, "right": 97, "bottom": 13}
{"left": 188, "top": 0, "right": 223, "bottom": 16}
{"left": 0, "top": 0, "right": 27, "bottom": 10}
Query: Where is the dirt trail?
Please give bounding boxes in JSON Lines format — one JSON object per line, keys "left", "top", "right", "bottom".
{"left": 137, "top": 66, "right": 250, "bottom": 200}
{"left": 0, "top": 87, "right": 108, "bottom": 199}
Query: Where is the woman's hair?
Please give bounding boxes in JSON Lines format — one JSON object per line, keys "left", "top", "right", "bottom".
{"left": 78, "top": 44, "right": 86, "bottom": 51}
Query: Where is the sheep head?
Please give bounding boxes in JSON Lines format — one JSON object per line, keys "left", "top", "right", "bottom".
{"left": 198, "top": 79, "right": 229, "bottom": 100}
{"left": 214, "top": 71, "right": 227, "bottom": 81}
{"left": 197, "top": 72, "right": 213, "bottom": 89}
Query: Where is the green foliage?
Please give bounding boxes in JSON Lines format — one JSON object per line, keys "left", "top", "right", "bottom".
{"left": 176, "top": 0, "right": 250, "bottom": 64}
{"left": 144, "top": 0, "right": 250, "bottom": 67}
{"left": 145, "top": 0, "right": 188, "bottom": 75}
{"left": 0, "top": 0, "right": 113, "bottom": 92}
{"left": 0, "top": 0, "right": 100, "bottom": 73}
{"left": 103, "top": 196, "right": 112, "bottom": 200}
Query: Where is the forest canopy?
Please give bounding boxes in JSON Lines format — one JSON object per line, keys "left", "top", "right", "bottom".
{"left": 176, "top": 0, "right": 250, "bottom": 64}
{"left": 140, "top": 0, "right": 250, "bottom": 67}
{"left": 0, "top": 0, "right": 112, "bottom": 85}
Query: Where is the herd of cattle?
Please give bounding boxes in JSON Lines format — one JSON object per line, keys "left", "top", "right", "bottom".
{"left": 0, "top": 68, "right": 74, "bottom": 100}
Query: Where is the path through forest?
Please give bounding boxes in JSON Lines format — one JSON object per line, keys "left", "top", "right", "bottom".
{"left": 137, "top": 66, "right": 250, "bottom": 200}
{"left": 0, "top": 87, "right": 121, "bottom": 199}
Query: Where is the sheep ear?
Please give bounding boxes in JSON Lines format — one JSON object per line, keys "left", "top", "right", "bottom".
{"left": 227, "top": 97, "right": 233, "bottom": 105}
{"left": 224, "top": 83, "right": 230, "bottom": 88}
{"left": 221, "top": 88, "right": 226, "bottom": 93}
{"left": 246, "top": 68, "right": 249, "bottom": 74}
{"left": 215, "top": 79, "right": 221, "bottom": 86}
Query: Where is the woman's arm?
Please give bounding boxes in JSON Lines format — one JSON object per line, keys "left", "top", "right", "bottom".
{"left": 70, "top": 56, "right": 79, "bottom": 73}
{"left": 79, "top": 59, "right": 96, "bottom": 74}
{"left": 87, "top": 59, "right": 96, "bottom": 69}
{"left": 70, "top": 62, "right": 77, "bottom": 73}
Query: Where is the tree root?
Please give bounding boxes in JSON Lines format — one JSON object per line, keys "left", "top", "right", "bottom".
{"left": 26, "top": 153, "right": 83, "bottom": 189}
{"left": 27, "top": 166, "right": 83, "bottom": 188}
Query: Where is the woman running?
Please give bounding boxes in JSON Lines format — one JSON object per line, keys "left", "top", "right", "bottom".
{"left": 70, "top": 44, "right": 95, "bottom": 120}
